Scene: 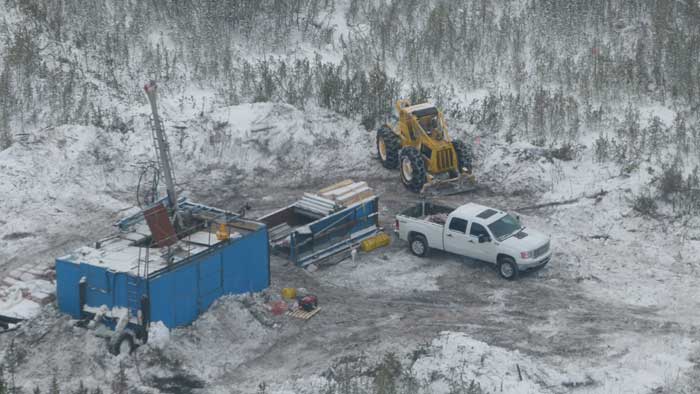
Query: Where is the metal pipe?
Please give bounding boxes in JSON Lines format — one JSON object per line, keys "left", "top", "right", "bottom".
{"left": 296, "top": 202, "right": 332, "bottom": 214}
{"left": 298, "top": 200, "right": 334, "bottom": 210}
{"left": 302, "top": 193, "right": 337, "bottom": 207}
{"left": 300, "top": 196, "right": 335, "bottom": 208}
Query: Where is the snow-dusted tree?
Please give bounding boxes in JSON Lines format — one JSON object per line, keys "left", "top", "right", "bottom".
{"left": 110, "top": 364, "right": 128, "bottom": 394}
{"left": 48, "top": 372, "right": 59, "bottom": 394}
{"left": 0, "top": 365, "right": 7, "bottom": 394}
{"left": 4, "top": 341, "right": 22, "bottom": 394}
{"left": 70, "top": 381, "right": 87, "bottom": 394}
{"left": 0, "top": 62, "right": 14, "bottom": 150}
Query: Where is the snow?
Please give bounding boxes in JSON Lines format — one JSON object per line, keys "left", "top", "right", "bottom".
{"left": 2, "top": 95, "right": 699, "bottom": 393}
{"left": 147, "top": 321, "right": 170, "bottom": 348}
{"left": 411, "top": 332, "right": 566, "bottom": 394}
{"left": 2, "top": 1, "right": 700, "bottom": 393}
{"left": 318, "top": 248, "right": 450, "bottom": 292}
{"left": 0, "top": 288, "right": 41, "bottom": 319}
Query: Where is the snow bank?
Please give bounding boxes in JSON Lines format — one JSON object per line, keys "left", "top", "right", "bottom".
{"left": 147, "top": 321, "right": 170, "bottom": 348}
{"left": 161, "top": 295, "right": 275, "bottom": 380}
{"left": 412, "top": 332, "right": 566, "bottom": 394}
{"left": 0, "top": 101, "right": 373, "bottom": 267}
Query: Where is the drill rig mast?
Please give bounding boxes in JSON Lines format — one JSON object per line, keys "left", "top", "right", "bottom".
{"left": 143, "top": 81, "right": 178, "bottom": 217}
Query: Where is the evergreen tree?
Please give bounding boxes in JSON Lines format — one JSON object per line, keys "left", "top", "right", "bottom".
{"left": 4, "top": 341, "right": 21, "bottom": 394}
{"left": 0, "top": 365, "right": 7, "bottom": 394}
{"left": 71, "top": 381, "right": 87, "bottom": 394}
{"left": 110, "top": 364, "right": 127, "bottom": 394}
{"left": 48, "top": 372, "right": 59, "bottom": 394}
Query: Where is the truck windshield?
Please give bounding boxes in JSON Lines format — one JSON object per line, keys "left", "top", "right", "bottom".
{"left": 487, "top": 214, "right": 522, "bottom": 241}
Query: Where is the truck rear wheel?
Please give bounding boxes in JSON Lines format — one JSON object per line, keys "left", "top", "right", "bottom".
{"left": 377, "top": 126, "right": 400, "bottom": 169}
{"left": 497, "top": 257, "right": 519, "bottom": 280}
{"left": 399, "top": 147, "right": 427, "bottom": 193}
{"left": 409, "top": 234, "right": 429, "bottom": 257}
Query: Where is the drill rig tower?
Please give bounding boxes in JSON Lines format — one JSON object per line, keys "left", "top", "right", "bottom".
{"left": 143, "top": 81, "right": 178, "bottom": 217}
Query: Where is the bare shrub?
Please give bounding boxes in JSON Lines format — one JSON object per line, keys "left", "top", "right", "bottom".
{"left": 658, "top": 165, "right": 684, "bottom": 197}
{"left": 594, "top": 134, "right": 609, "bottom": 162}
{"left": 549, "top": 143, "right": 576, "bottom": 161}
{"left": 633, "top": 191, "right": 658, "bottom": 215}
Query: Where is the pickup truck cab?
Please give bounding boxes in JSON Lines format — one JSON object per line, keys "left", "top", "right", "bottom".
{"left": 395, "top": 201, "right": 551, "bottom": 279}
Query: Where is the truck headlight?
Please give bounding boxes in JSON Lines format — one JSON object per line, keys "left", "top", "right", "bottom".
{"left": 520, "top": 251, "right": 534, "bottom": 259}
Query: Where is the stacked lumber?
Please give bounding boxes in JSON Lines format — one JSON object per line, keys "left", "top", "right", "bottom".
{"left": 317, "top": 179, "right": 375, "bottom": 207}
{"left": 269, "top": 223, "right": 294, "bottom": 243}
{"left": 0, "top": 262, "right": 55, "bottom": 320}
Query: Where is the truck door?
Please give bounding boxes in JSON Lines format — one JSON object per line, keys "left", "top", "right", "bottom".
{"left": 468, "top": 222, "right": 498, "bottom": 262}
{"left": 443, "top": 217, "right": 471, "bottom": 255}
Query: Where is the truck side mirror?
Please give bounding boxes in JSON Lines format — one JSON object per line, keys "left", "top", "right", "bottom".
{"left": 478, "top": 234, "right": 490, "bottom": 243}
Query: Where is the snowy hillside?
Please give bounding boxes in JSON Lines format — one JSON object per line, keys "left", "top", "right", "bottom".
{"left": 1, "top": 0, "right": 700, "bottom": 393}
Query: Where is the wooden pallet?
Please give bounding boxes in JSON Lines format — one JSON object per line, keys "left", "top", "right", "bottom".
{"left": 287, "top": 307, "right": 321, "bottom": 320}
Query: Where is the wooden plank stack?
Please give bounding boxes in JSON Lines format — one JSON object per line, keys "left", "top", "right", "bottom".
{"left": 287, "top": 307, "right": 321, "bottom": 320}
{"left": 317, "top": 179, "right": 375, "bottom": 207}
{"left": 0, "top": 262, "right": 55, "bottom": 319}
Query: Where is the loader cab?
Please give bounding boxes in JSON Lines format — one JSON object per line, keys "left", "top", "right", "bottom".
{"left": 419, "top": 114, "right": 445, "bottom": 140}
{"left": 401, "top": 103, "right": 440, "bottom": 141}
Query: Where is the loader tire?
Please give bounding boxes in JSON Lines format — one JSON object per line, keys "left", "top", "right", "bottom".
{"left": 452, "top": 139, "right": 472, "bottom": 173}
{"left": 377, "top": 126, "right": 401, "bottom": 169}
{"left": 399, "top": 147, "right": 427, "bottom": 193}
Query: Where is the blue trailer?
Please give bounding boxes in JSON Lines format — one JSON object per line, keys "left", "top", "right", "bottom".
{"left": 259, "top": 181, "right": 380, "bottom": 267}
{"left": 55, "top": 200, "right": 270, "bottom": 355}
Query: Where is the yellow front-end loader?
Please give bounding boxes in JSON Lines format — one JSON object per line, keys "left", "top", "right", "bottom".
{"left": 376, "top": 100, "right": 474, "bottom": 194}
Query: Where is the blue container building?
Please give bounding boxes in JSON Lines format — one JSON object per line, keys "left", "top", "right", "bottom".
{"left": 55, "top": 200, "right": 270, "bottom": 348}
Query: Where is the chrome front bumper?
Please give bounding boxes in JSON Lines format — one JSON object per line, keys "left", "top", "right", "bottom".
{"left": 518, "top": 255, "right": 551, "bottom": 271}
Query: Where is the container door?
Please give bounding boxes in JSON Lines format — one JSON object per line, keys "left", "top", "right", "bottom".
{"left": 81, "top": 264, "right": 114, "bottom": 309}
{"left": 198, "top": 254, "right": 223, "bottom": 312}
{"left": 174, "top": 264, "right": 198, "bottom": 326}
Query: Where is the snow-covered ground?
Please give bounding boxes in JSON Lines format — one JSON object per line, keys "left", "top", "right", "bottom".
{"left": 1, "top": 1, "right": 700, "bottom": 392}
{"left": 1, "top": 97, "right": 699, "bottom": 393}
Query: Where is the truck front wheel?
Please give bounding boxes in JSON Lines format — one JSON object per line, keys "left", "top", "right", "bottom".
{"left": 409, "top": 234, "right": 429, "bottom": 257}
{"left": 497, "top": 257, "right": 519, "bottom": 280}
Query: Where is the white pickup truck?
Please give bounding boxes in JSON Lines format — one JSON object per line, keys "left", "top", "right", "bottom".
{"left": 395, "top": 201, "right": 551, "bottom": 279}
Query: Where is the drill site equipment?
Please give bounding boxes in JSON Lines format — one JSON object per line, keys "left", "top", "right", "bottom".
{"left": 56, "top": 199, "right": 271, "bottom": 354}
{"left": 54, "top": 80, "right": 271, "bottom": 355}
{"left": 359, "top": 232, "right": 391, "bottom": 252}
{"left": 144, "top": 81, "right": 178, "bottom": 216}
{"left": 259, "top": 180, "right": 379, "bottom": 267}
{"left": 375, "top": 100, "right": 477, "bottom": 196}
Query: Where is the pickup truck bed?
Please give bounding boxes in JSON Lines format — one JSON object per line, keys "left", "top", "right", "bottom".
{"left": 400, "top": 201, "right": 453, "bottom": 220}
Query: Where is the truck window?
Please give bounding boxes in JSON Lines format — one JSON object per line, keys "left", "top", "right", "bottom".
{"left": 448, "top": 218, "right": 468, "bottom": 233}
{"left": 470, "top": 223, "right": 489, "bottom": 238}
